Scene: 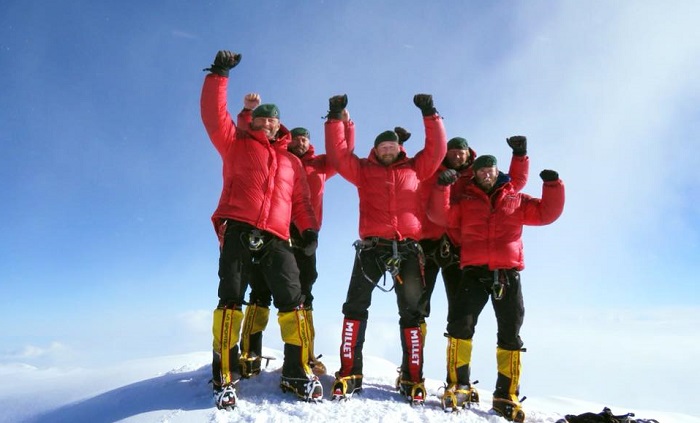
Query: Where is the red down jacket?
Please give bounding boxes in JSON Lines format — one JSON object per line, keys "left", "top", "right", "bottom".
{"left": 325, "top": 116, "right": 447, "bottom": 241}
{"left": 420, "top": 153, "right": 529, "bottom": 243}
{"left": 428, "top": 175, "right": 565, "bottom": 270}
{"left": 200, "top": 74, "right": 318, "bottom": 240}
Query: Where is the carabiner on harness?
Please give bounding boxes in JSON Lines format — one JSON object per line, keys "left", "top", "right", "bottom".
{"left": 384, "top": 241, "right": 403, "bottom": 283}
{"left": 353, "top": 239, "right": 402, "bottom": 292}
{"left": 491, "top": 269, "right": 509, "bottom": 300}
{"left": 439, "top": 236, "right": 452, "bottom": 259}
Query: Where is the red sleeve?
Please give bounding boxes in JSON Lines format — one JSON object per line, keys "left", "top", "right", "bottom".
{"left": 314, "top": 154, "right": 336, "bottom": 179}
{"left": 325, "top": 119, "right": 361, "bottom": 186}
{"left": 427, "top": 184, "right": 451, "bottom": 227}
{"left": 413, "top": 115, "right": 447, "bottom": 181}
{"left": 522, "top": 179, "right": 565, "bottom": 225}
{"left": 200, "top": 74, "right": 237, "bottom": 157}
{"left": 508, "top": 155, "right": 529, "bottom": 192}
{"left": 291, "top": 159, "right": 319, "bottom": 232}
{"left": 237, "top": 109, "right": 252, "bottom": 132}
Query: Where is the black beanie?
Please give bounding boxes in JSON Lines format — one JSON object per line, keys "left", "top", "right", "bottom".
{"left": 291, "top": 127, "right": 309, "bottom": 138}
{"left": 447, "top": 137, "right": 469, "bottom": 150}
{"left": 252, "top": 104, "right": 280, "bottom": 119}
{"left": 472, "top": 155, "right": 497, "bottom": 171}
{"left": 374, "top": 130, "right": 399, "bottom": 147}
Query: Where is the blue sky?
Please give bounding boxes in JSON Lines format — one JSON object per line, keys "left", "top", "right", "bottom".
{"left": 1, "top": 0, "right": 699, "bottom": 414}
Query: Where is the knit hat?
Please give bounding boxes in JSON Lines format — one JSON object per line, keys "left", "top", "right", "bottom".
{"left": 472, "top": 155, "right": 497, "bottom": 171}
{"left": 447, "top": 137, "right": 469, "bottom": 150}
{"left": 374, "top": 130, "right": 399, "bottom": 147}
{"left": 291, "top": 127, "right": 309, "bottom": 138}
{"left": 252, "top": 104, "right": 280, "bottom": 119}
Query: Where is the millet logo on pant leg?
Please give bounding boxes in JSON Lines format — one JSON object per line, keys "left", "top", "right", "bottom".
{"left": 342, "top": 320, "right": 357, "bottom": 359}
{"left": 409, "top": 328, "right": 421, "bottom": 366}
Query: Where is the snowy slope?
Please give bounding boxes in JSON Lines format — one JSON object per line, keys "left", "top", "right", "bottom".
{"left": 1, "top": 349, "right": 695, "bottom": 423}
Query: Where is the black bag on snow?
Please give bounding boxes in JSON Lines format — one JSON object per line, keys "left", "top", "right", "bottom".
{"left": 556, "top": 407, "right": 660, "bottom": 423}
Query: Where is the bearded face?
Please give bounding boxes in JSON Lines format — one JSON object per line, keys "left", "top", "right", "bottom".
{"left": 374, "top": 141, "right": 400, "bottom": 166}
{"left": 289, "top": 135, "right": 310, "bottom": 157}
{"left": 251, "top": 117, "right": 280, "bottom": 140}
{"left": 475, "top": 166, "right": 499, "bottom": 192}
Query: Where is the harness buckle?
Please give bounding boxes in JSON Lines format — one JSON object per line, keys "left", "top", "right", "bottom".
{"left": 248, "top": 230, "right": 265, "bottom": 251}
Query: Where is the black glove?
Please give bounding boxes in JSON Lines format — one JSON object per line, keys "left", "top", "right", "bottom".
{"left": 204, "top": 50, "right": 242, "bottom": 77}
{"left": 413, "top": 94, "right": 437, "bottom": 116}
{"left": 326, "top": 94, "right": 348, "bottom": 120}
{"left": 437, "top": 169, "right": 459, "bottom": 186}
{"left": 507, "top": 135, "right": 527, "bottom": 156}
{"left": 301, "top": 229, "right": 319, "bottom": 256}
{"left": 394, "top": 126, "right": 411, "bottom": 145}
{"left": 540, "top": 169, "right": 559, "bottom": 182}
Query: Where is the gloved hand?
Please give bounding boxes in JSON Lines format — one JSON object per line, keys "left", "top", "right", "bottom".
{"left": 326, "top": 94, "right": 348, "bottom": 120}
{"left": 437, "top": 169, "right": 459, "bottom": 186}
{"left": 301, "top": 229, "right": 319, "bottom": 256}
{"left": 394, "top": 126, "right": 411, "bottom": 145}
{"left": 413, "top": 94, "right": 437, "bottom": 116}
{"left": 507, "top": 135, "right": 527, "bottom": 156}
{"left": 540, "top": 169, "right": 559, "bottom": 182}
{"left": 205, "top": 50, "right": 242, "bottom": 77}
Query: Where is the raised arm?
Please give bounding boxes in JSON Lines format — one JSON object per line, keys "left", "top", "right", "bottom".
{"left": 411, "top": 94, "right": 447, "bottom": 180}
{"left": 506, "top": 135, "right": 529, "bottom": 192}
{"left": 321, "top": 109, "right": 355, "bottom": 179}
{"left": 324, "top": 95, "right": 362, "bottom": 186}
{"left": 200, "top": 50, "right": 242, "bottom": 156}
{"left": 522, "top": 170, "right": 565, "bottom": 226}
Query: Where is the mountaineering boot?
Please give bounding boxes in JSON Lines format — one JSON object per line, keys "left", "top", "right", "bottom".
{"left": 492, "top": 347, "right": 525, "bottom": 422}
{"left": 213, "top": 382, "right": 238, "bottom": 411}
{"left": 398, "top": 379, "right": 426, "bottom": 405}
{"left": 239, "top": 303, "right": 270, "bottom": 378}
{"left": 279, "top": 374, "right": 323, "bottom": 402}
{"left": 441, "top": 384, "right": 480, "bottom": 411}
{"left": 398, "top": 326, "right": 425, "bottom": 405}
{"left": 332, "top": 317, "right": 367, "bottom": 400}
{"left": 331, "top": 373, "right": 363, "bottom": 400}
{"left": 442, "top": 336, "right": 479, "bottom": 410}
{"left": 492, "top": 398, "right": 526, "bottom": 422}
{"left": 278, "top": 309, "right": 323, "bottom": 401}
{"left": 211, "top": 305, "right": 244, "bottom": 409}
{"left": 305, "top": 309, "right": 327, "bottom": 376}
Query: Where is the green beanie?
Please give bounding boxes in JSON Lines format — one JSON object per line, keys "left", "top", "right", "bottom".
{"left": 290, "top": 127, "right": 310, "bottom": 138}
{"left": 374, "top": 130, "right": 399, "bottom": 147}
{"left": 252, "top": 104, "right": 280, "bottom": 119}
{"left": 447, "top": 137, "right": 469, "bottom": 150}
{"left": 472, "top": 155, "right": 497, "bottom": 171}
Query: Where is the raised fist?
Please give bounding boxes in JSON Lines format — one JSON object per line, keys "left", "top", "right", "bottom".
{"left": 327, "top": 94, "right": 348, "bottom": 120}
{"left": 394, "top": 126, "right": 411, "bottom": 144}
{"left": 413, "top": 94, "right": 437, "bottom": 116}
{"left": 206, "top": 50, "right": 242, "bottom": 77}
{"left": 507, "top": 135, "right": 527, "bottom": 157}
